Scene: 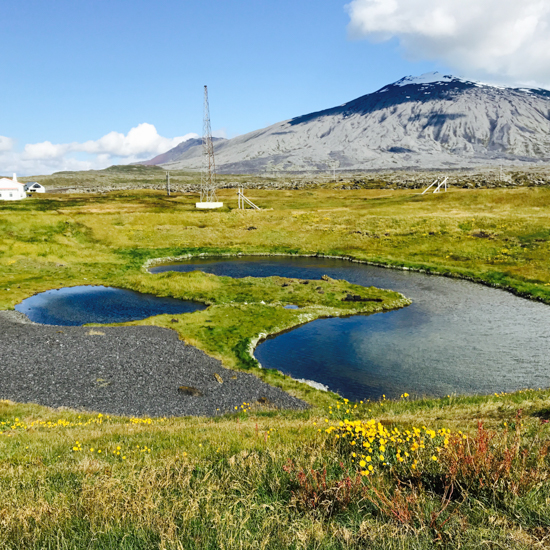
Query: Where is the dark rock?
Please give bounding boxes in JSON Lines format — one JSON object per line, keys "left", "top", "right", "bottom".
{"left": 471, "top": 230, "right": 494, "bottom": 239}
{"left": 342, "top": 293, "right": 383, "bottom": 303}
{"left": 178, "top": 385, "right": 203, "bottom": 397}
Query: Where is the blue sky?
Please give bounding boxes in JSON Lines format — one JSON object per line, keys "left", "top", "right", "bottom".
{"left": 1, "top": 0, "right": 443, "bottom": 174}
{"left": 3, "top": 0, "right": 548, "bottom": 175}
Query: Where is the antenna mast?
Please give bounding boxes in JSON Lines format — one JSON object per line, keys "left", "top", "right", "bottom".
{"left": 196, "top": 85, "right": 222, "bottom": 208}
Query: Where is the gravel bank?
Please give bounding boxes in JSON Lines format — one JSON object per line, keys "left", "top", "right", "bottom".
{"left": 0, "top": 311, "right": 308, "bottom": 417}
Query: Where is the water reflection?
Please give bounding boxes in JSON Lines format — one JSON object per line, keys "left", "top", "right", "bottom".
{"left": 16, "top": 286, "right": 205, "bottom": 326}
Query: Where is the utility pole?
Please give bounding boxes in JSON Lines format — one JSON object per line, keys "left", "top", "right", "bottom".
{"left": 328, "top": 160, "right": 339, "bottom": 182}
{"left": 166, "top": 172, "right": 171, "bottom": 196}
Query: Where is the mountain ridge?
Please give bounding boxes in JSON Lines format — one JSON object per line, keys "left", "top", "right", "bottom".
{"left": 148, "top": 73, "right": 550, "bottom": 173}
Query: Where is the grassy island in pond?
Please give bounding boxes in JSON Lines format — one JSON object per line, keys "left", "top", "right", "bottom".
{"left": 116, "top": 270, "right": 409, "bottom": 376}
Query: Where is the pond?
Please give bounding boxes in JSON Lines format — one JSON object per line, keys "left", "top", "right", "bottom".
{"left": 15, "top": 286, "right": 205, "bottom": 326}
{"left": 151, "top": 256, "right": 550, "bottom": 401}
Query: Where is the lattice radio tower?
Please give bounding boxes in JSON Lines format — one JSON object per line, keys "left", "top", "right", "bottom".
{"left": 196, "top": 85, "right": 222, "bottom": 208}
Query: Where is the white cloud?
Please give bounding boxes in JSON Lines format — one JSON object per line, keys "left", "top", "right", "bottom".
{"left": 212, "top": 128, "right": 228, "bottom": 139}
{"left": 77, "top": 123, "right": 196, "bottom": 157}
{"left": 23, "top": 141, "right": 70, "bottom": 160}
{"left": 346, "top": 0, "right": 550, "bottom": 86}
{"left": 0, "top": 136, "right": 14, "bottom": 152}
{"left": 1, "top": 124, "right": 199, "bottom": 176}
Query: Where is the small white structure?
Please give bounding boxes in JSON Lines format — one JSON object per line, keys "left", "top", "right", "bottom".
{"left": 0, "top": 174, "right": 26, "bottom": 201}
{"left": 196, "top": 201, "right": 224, "bottom": 209}
{"left": 237, "top": 188, "right": 260, "bottom": 210}
{"left": 24, "top": 182, "right": 46, "bottom": 193}
{"left": 422, "top": 177, "right": 448, "bottom": 194}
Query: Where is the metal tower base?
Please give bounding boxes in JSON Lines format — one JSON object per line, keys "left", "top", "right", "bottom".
{"left": 196, "top": 202, "right": 224, "bottom": 209}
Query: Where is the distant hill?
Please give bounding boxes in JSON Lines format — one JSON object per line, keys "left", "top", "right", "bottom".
{"left": 140, "top": 137, "right": 227, "bottom": 166}
{"left": 145, "top": 73, "right": 550, "bottom": 173}
{"left": 102, "top": 164, "right": 163, "bottom": 172}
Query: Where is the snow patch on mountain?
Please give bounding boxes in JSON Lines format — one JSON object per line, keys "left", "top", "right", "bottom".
{"left": 394, "top": 72, "right": 468, "bottom": 87}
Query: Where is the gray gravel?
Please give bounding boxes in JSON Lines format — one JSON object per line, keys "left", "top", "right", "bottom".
{"left": 0, "top": 311, "right": 308, "bottom": 417}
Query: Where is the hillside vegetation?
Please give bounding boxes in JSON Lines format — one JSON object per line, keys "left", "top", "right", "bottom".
{"left": 1, "top": 186, "right": 550, "bottom": 548}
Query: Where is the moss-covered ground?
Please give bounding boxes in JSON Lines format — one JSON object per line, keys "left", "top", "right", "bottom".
{"left": 1, "top": 187, "right": 550, "bottom": 548}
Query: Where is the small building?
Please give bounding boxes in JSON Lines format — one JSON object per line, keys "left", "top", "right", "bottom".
{"left": 24, "top": 181, "right": 46, "bottom": 193}
{"left": 0, "top": 174, "right": 26, "bottom": 201}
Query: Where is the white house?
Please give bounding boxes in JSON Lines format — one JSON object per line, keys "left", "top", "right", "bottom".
{"left": 0, "top": 174, "right": 26, "bottom": 201}
{"left": 24, "top": 181, "right": 46, "bottom": 193}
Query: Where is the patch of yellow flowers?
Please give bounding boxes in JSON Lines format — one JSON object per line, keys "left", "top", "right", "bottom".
{"left": 0, "top": 413, "right": 166, "bottom": 436}
{"left": 323, "top": 400, "right": 450, "bottom": 478}
{"left": 71, "top": 441, "right": 152, "bottom": 461}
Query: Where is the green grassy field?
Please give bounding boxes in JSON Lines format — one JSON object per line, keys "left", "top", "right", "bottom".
{"left": 1, "top": 186, "right": 550, "bottom": 548}
{"left": 3, "top": 187, "right": 550, "bottom": 304}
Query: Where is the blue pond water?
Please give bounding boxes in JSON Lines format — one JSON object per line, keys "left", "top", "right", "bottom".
{"left": 15, "top": 286, "right": 205, "bottom": 326}
{"left": 151, "top": 256, "right": 550, "bottom": 401}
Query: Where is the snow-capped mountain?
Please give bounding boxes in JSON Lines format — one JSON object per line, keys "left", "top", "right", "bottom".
{"left": 154, "top": 73, "right": 550, "bottom": 172}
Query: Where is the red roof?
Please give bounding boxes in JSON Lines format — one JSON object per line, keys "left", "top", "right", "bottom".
{"left": 0, "top": 178, "right": 24, "bottom": 190}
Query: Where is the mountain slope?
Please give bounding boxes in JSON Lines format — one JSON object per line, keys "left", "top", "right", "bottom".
{"left": 157, "top": 73, "right": 550, "bottom": 172}
{"left": 140, "top": 137, "right": 226, "bottom": 166}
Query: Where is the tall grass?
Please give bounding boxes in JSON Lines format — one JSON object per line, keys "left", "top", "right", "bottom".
{"left": 1, "top": 390, "right": 549, "bottom": 549}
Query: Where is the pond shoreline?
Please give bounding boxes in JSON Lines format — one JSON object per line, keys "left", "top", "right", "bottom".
{"left": 143, "top": 257, "right": 411, "bottom": 392}
{"left": 143, "top": 252, "right": 545, "bottom": 397}
{"left": 5, "top": 270, "right": 409, "bottom": 404}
